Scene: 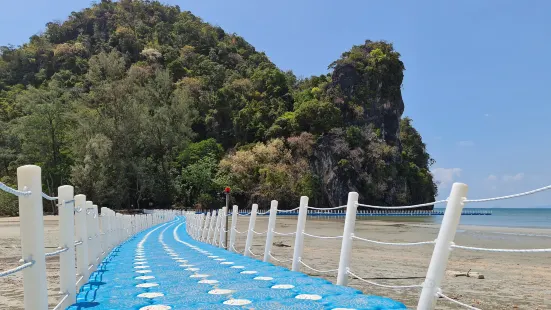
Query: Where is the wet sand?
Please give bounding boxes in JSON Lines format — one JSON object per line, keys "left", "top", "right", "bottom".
{"left": 1, "top": 215, "right": 550, "bottom": 309}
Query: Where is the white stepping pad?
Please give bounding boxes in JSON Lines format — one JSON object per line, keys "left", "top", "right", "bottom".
{"left": 296, "top": 294, "right": 322, "bottom": 300}
{"left": 185, "top": 268, "right": 199, "bottom": 271}
{"left": 189, "top": 274, "right": 209, "bottom": 278}
{"left": 139, "top": 305, "right": 171, "bottom": 310}
{"left": 331, "top": 308, "right": 356, "bottom": 310}
{"left": 198, "top": 279, "right": 219, "bottom": 284}
{"left": 135, "top": 270, "right": 152, "bottom": 274}
{"left": 207, "top": 256, "right": 218, "bottom": 258}
{"left": 271, "top": 284, "right": 294, "bottom": 289}
{"left": 214, "top": 258, "right": 226, "bottom": 261}
{"left": 134, "top": 266, "right": 150, "bottom": 269}
{"left": 223, "top": 299, "right": 252, "bottom": 306}
{"left": 135, "top": 275, "right": 155, "bottom": 280}
{"left": 176, "top": 260, "right": 188, "bottom": 263}
{"left": 230, "top": 266, "right": 245, "bottom": 269}
{"left": 134, "top": 258, "right": 147, "bottom": 261}
{"left": 253, "top": 276, "right": 273, "bottom": 281}
{"left": 240, "top": 270, "right": 257, "bottom": 274}
{"left": 136, "top": 283, "right": 159, "bottom": 288}
{"left": 179, "top": 264, "right": 194, "bottom": 267}
{"left": 220, "top": 262, "right": 234, "bottom": 265}
{"left": 208, "top": 289, "right": 234, "bottom": 295}
{"left": 137, "top": 292, "right": 164, "bottom": 299}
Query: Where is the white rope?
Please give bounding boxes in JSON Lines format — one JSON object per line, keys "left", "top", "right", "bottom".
{"left": 299, "top": 259, "right": 338, "bottom": 273}
{"left": 273, "top": 230, "right": 296, "bottom": 236}
{"left": 231, "top": 244, "right": 243, "bottom": 254}
{"left": 237, "top": 212, "right": 251, "bottom": 216}
{"left": 257, "top": 210, "right": 270, "bottom": 215}
{"left": 352, "top": 235, "right": 436, "bottom": 246}
{"left": 0, "top": 182, "right": 31, "bottom": 197}
{"left": 303, "top": 232, "right": 343, "bottom": 239}
{"left": 277, "top": 207, "right": 300, "bottom": 213}
{"left": 307, "top": 205, "right": 347, "bottom": 210}
{"left": 437, "top": 290, "right": 482, "bottom": 310}
{"left": 347, "top": 269, "right": 423, "bottom": 289}
{"left": 45, "top": 247, "right": 69, "bottom": 257}
{"left": 451, "top": 244, "right": 551, "bottom": 253}
{"left": 233, "top": 228, "right": 246, "bottom": 234}
{"left": 251, "top": 229, "right": 267, "bottom": 235}
{"left": 52, "top": 293, "right": 69, "bottom": 310}
{"left": 268, "top": 252, "right": 293, "bottom": 263}
{"left": 0, "top": 260, "right": 34, "bottom": 277}
{"left": 464, "top": 184, "right": 551, "bottom": 203}
{"left": 356, "top": 199, "right": 448, "bottom": 209}
{"left": 247, "top": 248, "right": 261, "bottom": 257}
{"left": 74, "top": 207, "right": 82, "bottom": 213}
{"left": 74, "top": 241, "right": 83, "bottom": 246}
{"left": 41, "top": 192, "right": 58, "bottom": 201}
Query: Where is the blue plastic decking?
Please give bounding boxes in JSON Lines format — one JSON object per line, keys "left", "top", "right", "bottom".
{"left": 68, "top": 218, "right": 406, "bottom": 310}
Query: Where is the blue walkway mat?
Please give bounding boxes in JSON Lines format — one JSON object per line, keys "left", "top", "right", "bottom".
{"left": 68, "top": 218, "right": 406, "bottom": 310}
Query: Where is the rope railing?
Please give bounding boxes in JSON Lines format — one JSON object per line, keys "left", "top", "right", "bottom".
{"left": 268, "top": 252, "right": 292, "bottom": 263}
{"left": 437, "top": 290, "right": 482, "bottom": 310}
{"left": 183, "top": 181, "right": 551, "bottom": 310}
{"left": 347, "top": 269, "right": 423, "bottom": 289}
{"left": 74, "top": 241, "right": 83, "bottom": 246}
{"left": 307, "top": 205, "right": 347, "bottom": 210}
{"left": 298, "top": 259, "right": 338, "bottom": 273}
{"left": 0, "top": 182, "right": 31, "bottom": 197}
{"left": 464, "top": 184, "right": 551, "bottom": 203}
{"left": 352, "top": 234, "right": 436, "bottom": 246}
{"left": 45, "top": 247, "right": 69, "bottom": 257}
{"left": 51, "top": 293, "right": 69, "bottom": 310}
{"left": 41, "top": 192, "right": 58, "bottom": 201}
{"left": 247, "top": 248, "right": 261, "bottom": 257}
{"left": 0, "top": 260, "right": 35, "bottom": 278}
{"left": 356, "top": 199, "right": 448, "bottom": 209}
{"left": 272, "top": 230, "right": 296, "bottom": 236}
{"left": 451, "top": 243, "right": 551, "bottom": 253}
{"left": 277, "top": 207, "right": 300, "bottom": 213}
{"left": 303, "top": 231, "right": 343, "bottom": 239}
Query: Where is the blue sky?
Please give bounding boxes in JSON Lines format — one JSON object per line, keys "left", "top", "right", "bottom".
{"left": 1, "top": 0, "right": 550, "bottom": 208}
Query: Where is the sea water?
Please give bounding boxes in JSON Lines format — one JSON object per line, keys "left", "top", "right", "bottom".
{"left": 353, "top": 208, "right": 551, "bottom": 229}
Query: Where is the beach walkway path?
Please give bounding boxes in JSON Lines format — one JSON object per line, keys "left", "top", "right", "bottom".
{"left": 67, "top": 217, "right": 406, "bottom": 310}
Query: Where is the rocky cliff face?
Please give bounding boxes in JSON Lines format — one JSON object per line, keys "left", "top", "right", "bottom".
{"left": 311, "top": 41, "right": 433, "bottom": 208}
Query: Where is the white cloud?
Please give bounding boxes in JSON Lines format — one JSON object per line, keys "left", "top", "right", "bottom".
{"left": 432, "top": 168, "right": 462, "bottom": 188}
{"left": 457, "top": 140, "right": 475, "bottom": 147}
{"left": 487, "top": 174, "right": 497, "bottom": 181}
{"left": 484, "top": 113, "right": 490, "bottom": 117}
{"left": 503, "top": 173, "right": 524, "bottom": 182}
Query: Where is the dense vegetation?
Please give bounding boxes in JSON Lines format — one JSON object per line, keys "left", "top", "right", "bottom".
{"left": 0, "top": 0, "right": 436, "bottom": 215}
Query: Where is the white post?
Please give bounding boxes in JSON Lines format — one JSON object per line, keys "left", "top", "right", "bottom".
{"left": 336, "top": 192, "right": 359, "bottom": 285}
{"left": 93, "top": 204, "right": 101, "bottom": 261}
{"left": 74, "top": 194, "right": 89, "bottom": 286}
{"left": 86, "top": 201, "right": 96, "bottom": 272}
{"left": 207, "top": 210, "right": 217, "bottom": 244}
{"left": 219, "top": 207, "right": 227, "bottom": 248}
{"left": 58, "top": 185, "right": 76, "bottom": 308}
{"left": 214, "top": 210, "right": 222, "bottom": 245}
{"left": 263, "top": 200, "right": 278, "bottom": 262}
{"left": 17, "top": 165, "right": 48, "bottom": 309}
{"left": 201, "top": 212, "right": 210, "bottom": 242}
{"left": 292, "top": 196, "right": 309, "bottom": 271}
{"left": 417, "top": 183, "right": 468, "bottom": 310}
{"left": 230, "top": 205, "right": 238, "bottom": 252}
{"left": 101, "top": 207, "right": 110, "bottom": 255}
{"left": 244, "top": 204, "right": 258, "bottom": 257}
